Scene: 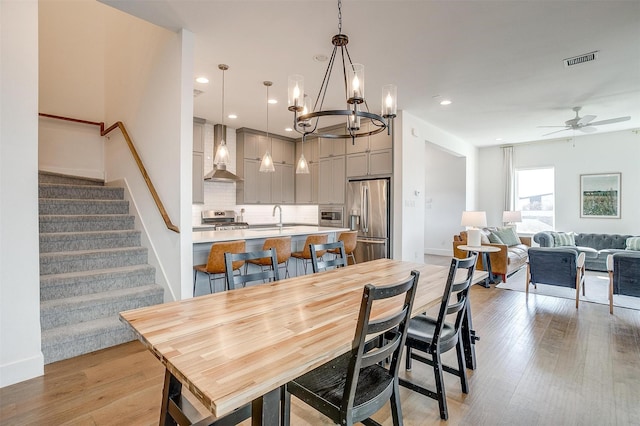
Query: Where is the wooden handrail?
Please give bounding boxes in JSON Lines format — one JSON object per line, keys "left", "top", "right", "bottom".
{"left": 39, "top": 113, "right": 180, "bottom": 233}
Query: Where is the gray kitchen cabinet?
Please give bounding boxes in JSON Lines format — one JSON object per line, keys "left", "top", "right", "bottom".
{"left": 318, "top": 156, "right": 345, "bottom": 204}
{"left": 295, "top": 162, "right": 319, "bottom": 204}
{"left": 192, "top": 119, "right": 205, "bottom": 204}
{"left": 241, "top": 132, "right": 269, "bottom": 161}
{"left": 271, "top": 137, "right": 295, "bottom": 165}
{"left": 319, "top": 137, "right": 346, "bottom": 158}
{"left": 239, "top": 159, "right": 271, "bottom": 204}
{"left": 345, "top": 122, "right": 392, "bottom": 177}
{"left": 272, "top": 163, "right": 295, "bottom": 204}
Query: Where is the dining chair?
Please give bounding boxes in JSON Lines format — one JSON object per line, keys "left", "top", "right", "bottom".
{"left": 282, "top": 270, "right": 420, "bottom": 426}
{"left": 193, "top": 240, "right": 246, "bottom": 295}
{"left": 310, "top": 240, "right": 347, "bottom": 273}
{"left": 526, "top": 247, "right": 586, "bottom": 309}
{"left": 224, "top": 248, "right": 280, "bottom": 290}
{"left": 398, "top": 254, "right": 477, "bottom": 421}
{"left": 329, "top": 231, "right": 358, "bottom": 265}
{"left": 246, "top": 236, "right": 292, "bottom": 278}
{"left": 291, "top": 234, "right": 328, "bottom": 275}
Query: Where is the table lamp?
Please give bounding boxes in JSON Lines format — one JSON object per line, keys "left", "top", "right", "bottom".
{"left": 461, "top": 211, "right": 487, "bottom": 247}
{"left": 502, "top": 210, "right": 522, "bottom": 227}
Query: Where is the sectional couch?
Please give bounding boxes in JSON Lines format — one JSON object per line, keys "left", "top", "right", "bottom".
{"left": 533, "top": 232, "right": 637, "bottom": 272}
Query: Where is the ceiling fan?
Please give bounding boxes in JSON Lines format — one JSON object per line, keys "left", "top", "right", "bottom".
{"left": 539, "top": 106, "right": 631, "bottom": 136}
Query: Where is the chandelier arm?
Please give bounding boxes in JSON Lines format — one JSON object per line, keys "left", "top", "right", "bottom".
{"left": 314, "top": 44, "right": 339, "bottom": 114}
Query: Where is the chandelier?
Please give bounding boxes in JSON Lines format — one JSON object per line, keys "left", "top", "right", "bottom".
{"left": 288, "top": 0, "right": 397, "bottom": 143}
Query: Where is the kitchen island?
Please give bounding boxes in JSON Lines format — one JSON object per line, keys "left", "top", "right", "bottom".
{"left": 193, "top": 226, "right": 350, "bottom": 292}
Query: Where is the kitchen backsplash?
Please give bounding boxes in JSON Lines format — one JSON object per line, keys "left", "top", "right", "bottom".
{"left": 192, "top": 122, "right": 318, "bottom": 227}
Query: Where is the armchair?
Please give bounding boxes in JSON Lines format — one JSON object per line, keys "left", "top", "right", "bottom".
{"left": 526, "top": 247, "right": 586, "bottom": 309}
{"left": 607, "top": 252, "right": 640, "bottom": 314}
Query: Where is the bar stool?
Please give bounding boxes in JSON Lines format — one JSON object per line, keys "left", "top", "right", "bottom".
{"left": 291, "top": 234, "right": 328, "bottom": 275}
{"left": 246, "top": 236, "right": 292, "bottom": 278}
{"left": 193, "top": 240, "right": 246, "bottom": 295}
{"left": 329, "top": 231, "right": 357, "bottom": 265}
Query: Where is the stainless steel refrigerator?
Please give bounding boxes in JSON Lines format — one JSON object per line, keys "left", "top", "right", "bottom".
{"left": 346, "top": 178, "right": 390, "bottom": 263}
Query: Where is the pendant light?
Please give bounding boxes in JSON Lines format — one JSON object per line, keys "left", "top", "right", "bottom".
{"left": 295, "top": 95, "right": 311, "bottom": 174}
{"left": 213, "top": 64, "right": 230, "bottom": 168}
{"left": 296, "top": 134, "right": 310, "bottom": 174}
{"left": 259, "top": 81, "right": 275, "bottom": 173}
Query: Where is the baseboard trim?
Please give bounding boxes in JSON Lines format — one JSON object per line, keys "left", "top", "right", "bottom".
{"left": 0, "top": 352, "right": 44, "bottom": 388}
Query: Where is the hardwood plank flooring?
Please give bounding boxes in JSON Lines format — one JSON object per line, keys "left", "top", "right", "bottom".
{"left": 2, "top": 274, "right": 639, "bottom": 425}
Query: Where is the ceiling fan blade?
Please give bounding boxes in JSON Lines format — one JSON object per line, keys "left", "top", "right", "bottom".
{"left": 579, "top": 126, "right": 598, "bottom": 133}
{"left": 577, "top": 114, "right": 596, "bottom": 126}
{"left": 542, "top": 128, "right": 570, "bottom": 136}
{"left": 587, "top": 116, "right": 631, "bottom": 126}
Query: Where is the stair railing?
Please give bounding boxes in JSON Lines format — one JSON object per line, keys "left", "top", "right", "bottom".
{"left": 39, "top": 113, "right": 180, "bottom": 233}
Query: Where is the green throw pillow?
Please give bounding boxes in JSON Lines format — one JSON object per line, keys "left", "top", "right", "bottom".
{"left": 553, "top": 232, "right": 575, "bottom": 247}
{"left": 488, "top": 232, "right": 504, "bottom": 245}
{"left": 626, "top": 237, "right": 640, "bottom": 251}
{"left": 492, "top": 227, "right": 521, "bottom": 247}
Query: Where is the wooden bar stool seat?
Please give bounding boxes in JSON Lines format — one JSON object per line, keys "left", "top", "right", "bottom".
{"left": 193, "top": 240, "right": 246, "bottom": 295}
{"left": 291, "top": 234, "right": 328, "bottom": 275}
{"left": 329, "top": 231, "right": 357, "bottom": 265}
{"left": 246, "top": 236, "right": 292, "bottom": 278}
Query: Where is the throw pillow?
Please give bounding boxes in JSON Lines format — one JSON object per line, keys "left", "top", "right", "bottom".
{"left": 626, "top": 237, "right": 640, "bottom": 251}
{"left": 480, "top": 229, "right": 491, "bottom": 245}
{"left": 492, "top": 227, "right": 522, "bottom": 247}
{"left": 553, "top": 232, "right": 576, "bottom": 247}
{"left": 488, "top": 232, "right": 504, "bottom": 244}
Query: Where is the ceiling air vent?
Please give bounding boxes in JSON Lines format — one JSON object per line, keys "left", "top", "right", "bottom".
{"left": 564, "top": 51, "right": 598, "bottom": 67}
{"left": 193, "top": 89, "right": 204, "bottom": 97}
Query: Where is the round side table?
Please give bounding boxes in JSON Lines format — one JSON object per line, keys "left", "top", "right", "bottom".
{"left": 457, "top": 245, "right": 500, "bottom": 288}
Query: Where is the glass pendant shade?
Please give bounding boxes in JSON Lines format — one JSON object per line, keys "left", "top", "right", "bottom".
{"left": 259, "top": 150, "right": 275, "bottom": 172}
{"left": 296, "top": 153, "right": 310, "bottom": 174}
{"left": 382, "top": 84, "right": 397, "bottom": 117}
{"left": 347, "top": 64, "right": 364, "bottom": 102}
{"left": 288, "top": 75, "right": 304, "bottom": 110}
{"left": 213, "top": 139, "right": 230, "bottom": 167}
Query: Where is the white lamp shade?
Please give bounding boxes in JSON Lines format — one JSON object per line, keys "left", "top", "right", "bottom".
{"left": 461, "top": 211, "right": 487, "bottom": 228}
{"left": 502, "top": 210, "right": 522, "bottom": 223}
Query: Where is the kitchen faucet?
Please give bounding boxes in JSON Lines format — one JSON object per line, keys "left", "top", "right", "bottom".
{"left": 273, "top": 204, "right": 282, "bottom": 228}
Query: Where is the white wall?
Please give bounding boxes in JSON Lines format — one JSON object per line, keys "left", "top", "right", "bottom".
{"left": 394, "top": 110, "right": 478, "bottom": 261}
{"left": 38, "top": 0, "right": 105, "bottom": 179}
{"left": 1, "top": 0, "right": 44, "bottom": 387}
{"left": 424, "top": 142, "right": 466, "bottom": 255}
{"left": 478, "top": 130, "right": 640, "bottom": 233}
{"left": 102, "top": 5, "right": 193, "bottom": 301}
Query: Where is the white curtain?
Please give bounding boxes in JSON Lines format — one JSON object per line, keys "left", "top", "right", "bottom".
{"left": 502, "top": 146, "right": 514, "bottom": 212}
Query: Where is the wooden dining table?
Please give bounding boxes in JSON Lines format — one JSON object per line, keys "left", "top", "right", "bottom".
{"left": 119, "top": 258, "right": 487, "bottom": 425}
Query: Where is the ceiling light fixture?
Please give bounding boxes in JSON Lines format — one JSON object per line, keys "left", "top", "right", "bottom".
{"left": 296, "top": 134, "right": 310, "bottom": 174}
{"left": 440, "top": 99, "right": 452, "bottom": 106}
{"left": 213, "top": 64, "right": 230, "bottom": 168}
{"left": 288, "top": 0, "right": 396, "bottom": 143}
{"left": 195, "top": 77, "right": 209, "bottom": 84}
{"left": 259, "top": 81, "right": 276, "bottom": 173}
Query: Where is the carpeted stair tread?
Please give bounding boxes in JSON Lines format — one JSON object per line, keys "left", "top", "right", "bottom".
{"left": 39, "top": 229, "right": 141, "bottom": 252}
{"left": 39, "top": 198, "right": 130, "bottom": 215}
{"left": 41, "top": 316, "right": 136, "bottom": 364}
{"left": 41, "top": 284, "right": 164, "bottom": 330}
{"left": 40, "top": 264, "right": 156, "bottom": 300}
{"left": 39, "top": 171, "right": 104, "bottom": 186}
{"left": 39, "top": 183, "right": 124, "bottom": 200}
{"left": 39, "top": 214, "right": 135, "bottom": 232}
{"left": 40, "top": 246, "right": 149, "bottom": 275}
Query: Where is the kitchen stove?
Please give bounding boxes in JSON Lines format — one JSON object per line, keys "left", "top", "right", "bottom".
{"left": 201, "top": 210, "right": 249, "bottom": 230}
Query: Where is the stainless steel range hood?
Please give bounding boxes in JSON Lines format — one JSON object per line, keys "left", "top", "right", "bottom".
{"left": 203, "top": 124, "right": 243, "bottom": 182}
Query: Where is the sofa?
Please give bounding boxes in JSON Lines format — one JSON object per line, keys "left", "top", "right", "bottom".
{"left": 533, "top": 232, "right": 637, "bottom": 272}
{"left": 453, "top": 227, "right": 531, "bottom": 283}
{"left": 607, "top": 251, "right": 640, "bottom": 313}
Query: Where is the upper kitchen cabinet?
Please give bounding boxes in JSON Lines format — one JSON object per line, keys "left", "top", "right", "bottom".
{"left": 236, "top": 128, "right": 296, "bottom": 204}
{"left": 319, "top": 137, "right": 346, "bottom": 158}
{"left": 295, "top": 137, "right": 319, "bottom": 204}
{"left": 318, "top": 155, "right": 345, "bottom": 205}
{"left": 346, "top": 122, "right": 392, "bottom": 178}
{"left": 192, "top": 119, "right": 205, "bottom": 204}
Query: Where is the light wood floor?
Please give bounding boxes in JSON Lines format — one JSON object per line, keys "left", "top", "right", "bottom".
{"left": 2, "top": 263, "right": 640, "bottom": 425}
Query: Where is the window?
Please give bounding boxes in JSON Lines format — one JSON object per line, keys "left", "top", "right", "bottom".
{"left": 514, "top": 167, "right": 554, "bottom": 234}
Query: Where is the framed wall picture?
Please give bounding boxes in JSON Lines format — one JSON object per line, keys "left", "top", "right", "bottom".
{"left": 580, "top": 173, "right": 621, "bottom": 218}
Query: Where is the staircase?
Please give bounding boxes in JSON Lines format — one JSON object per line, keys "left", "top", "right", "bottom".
{"left": 38, "top": 172, "right": 164, "bottom": 364}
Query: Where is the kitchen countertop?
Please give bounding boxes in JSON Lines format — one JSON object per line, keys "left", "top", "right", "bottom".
{"left": 193, "top": 225, "right": 350, "bottom": 244}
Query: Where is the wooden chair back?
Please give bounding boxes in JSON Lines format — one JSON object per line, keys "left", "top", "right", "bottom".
{"left": 224, "top": 249, "right": 280, "bottom": 290}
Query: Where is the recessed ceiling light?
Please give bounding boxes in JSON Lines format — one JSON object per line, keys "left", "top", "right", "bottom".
{"left": 195, "top": 77, "right": 209, "bottom": 84}
{"left": 313, "top": 54, "right": 328, "bottom": 62}
{"left": 268, "top": 99, "right": 278, "bottom": 104}
{"left": 439, "top": 99, "right": 452, "bottom": 106}
{"left": 285, "top": 128, "right": 293, "bottom": 132}
{"left": 228, "top": 114, "right": 237, "bottom": 119}
{"left": 495, "top": 137, "right": 503, "bottom": 141}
